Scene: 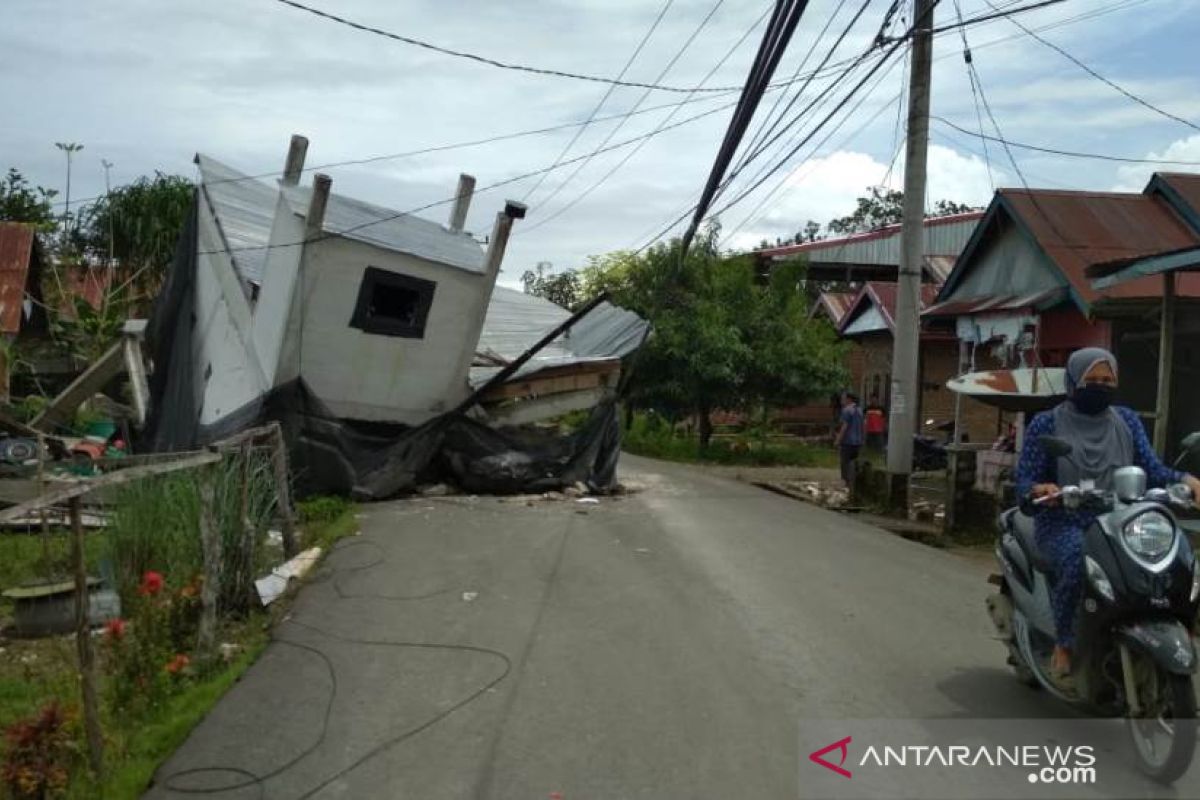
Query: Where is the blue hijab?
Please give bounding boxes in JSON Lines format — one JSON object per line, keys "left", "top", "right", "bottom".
{"left": 1052, "top": 347, "right": 1132, "bottom": 489}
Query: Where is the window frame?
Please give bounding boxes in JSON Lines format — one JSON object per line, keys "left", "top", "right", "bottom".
{"left": 348, "top": 266, "right": 437, "bottom": 339}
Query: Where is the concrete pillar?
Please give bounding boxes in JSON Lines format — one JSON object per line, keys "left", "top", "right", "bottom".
{"left": 282, "top": 135, "right": 309, "bottom": 186}
{"left": 449, "top": 174, "right": 476, "bottom": 234}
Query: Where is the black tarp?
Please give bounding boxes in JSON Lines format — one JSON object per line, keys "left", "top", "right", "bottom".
{"left": 139, "top": 195, "right": 624, "bottom": 499}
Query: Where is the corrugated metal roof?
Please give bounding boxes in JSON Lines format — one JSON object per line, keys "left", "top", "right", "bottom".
{"left": 470, "top": 287, "right": 650, "bottom": 387}
{"left": 0, "top": 223, "right": 35, "bottom": 335}
{"left": 838, "top": 281, "right": 941, "bottom": 336}
{"left": 195, "top": 154, "right": 486, "bottom": 282}
{"left": 62, "top": 266, "right": 111, "bottom": 312}
{"left": 923, "top": 287, "right": 1066, "bottom": 317}
{"left": 811, "top": 291, "right": 856, "bottom": 325}
{"left": 1157, "top": 173, "right": 1200, "bottom": 223}
{"left": 195, "top": 155, "right": 278, "bottom": 285}
{"left": 757, "top": 212, "right": 984, "bottom": 264}
{"left": 996, "top": 189, "right": 1200, "bottom": 305}
{"left": 281, "top": 184, "right": 485, "bottom": 275}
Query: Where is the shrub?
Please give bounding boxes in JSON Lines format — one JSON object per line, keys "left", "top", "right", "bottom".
{"left": 2, "top": 702, "right": 74, "bottom": 799}
{"left": 297, "top": 496, "right": 350, "bottom": 524}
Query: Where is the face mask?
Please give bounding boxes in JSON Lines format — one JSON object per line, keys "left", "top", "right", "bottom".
{"left": 1072, "top": 383, "right": 1115, "bottom": 415}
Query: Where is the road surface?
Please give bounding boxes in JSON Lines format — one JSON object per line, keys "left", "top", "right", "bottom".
{"left": 145, "top": 455, "right": 1200, "bottom": 799}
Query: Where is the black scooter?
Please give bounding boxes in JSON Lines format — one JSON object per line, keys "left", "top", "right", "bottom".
{"left": 987, "top": 433, "right": 1200, "bottom": 784}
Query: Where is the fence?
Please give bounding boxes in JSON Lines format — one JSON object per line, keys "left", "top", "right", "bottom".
{"left": 0, "top": 422, "right": 297, "bottom": 779}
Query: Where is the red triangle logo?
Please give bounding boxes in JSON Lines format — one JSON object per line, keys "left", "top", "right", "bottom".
{"left": 809, "top": 736, "right": 853, "bottom": 779}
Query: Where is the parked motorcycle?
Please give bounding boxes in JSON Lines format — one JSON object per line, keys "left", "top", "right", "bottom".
{"left": 986, "top": 433, "right": 1200, "bottom": 784}
{"left": 912, "top": 418, "right": 952, "bottom": 471}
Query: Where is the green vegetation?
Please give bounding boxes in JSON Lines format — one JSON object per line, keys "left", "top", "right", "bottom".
{"left": 623, "top": 413, "right": 841, "bottom": 468}
{"left": 0, "top": 460, "right": 359, "bottom": 798}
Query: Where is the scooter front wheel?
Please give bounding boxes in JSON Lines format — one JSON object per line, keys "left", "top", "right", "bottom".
{"left": 1128, "top": 672, "right": 1197, "bottom": 785}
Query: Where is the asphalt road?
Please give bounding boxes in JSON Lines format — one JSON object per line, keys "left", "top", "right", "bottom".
{"left": 145, "top": 455, "right": 1200, "bottom": 800}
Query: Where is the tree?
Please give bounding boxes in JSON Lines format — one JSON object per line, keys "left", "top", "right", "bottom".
{"left": 794, "top": 220, "right": 822, "bottom": 244}
{"left": 520, "top": 261, "right": 581, "bottom": 310}
{"left": 0, "top": 169, "right": 58, "bottom": 232}
{"left": 826, "top": 186, "right": 905, "bottom": 235}
{"left": 579, "top": 224, "right": 846, "bottom": 448}
{"left": 82, "top": 172, "right": 193, "bottom": 304}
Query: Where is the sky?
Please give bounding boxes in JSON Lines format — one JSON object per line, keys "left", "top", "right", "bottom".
{"left": 3, "top": 0, "right": 1199, "bottom": 288}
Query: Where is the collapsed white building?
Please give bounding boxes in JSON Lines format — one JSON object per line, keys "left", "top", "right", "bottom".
{"left": 143, "top": 135, "right": 648, "bottom": 496}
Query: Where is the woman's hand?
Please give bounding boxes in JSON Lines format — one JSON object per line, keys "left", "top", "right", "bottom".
{"left": 1031, "top": 483, "right": 1061, "bottom": 506}
{"left": 1184, "top": 474, "right": 1200, "bottom": 509}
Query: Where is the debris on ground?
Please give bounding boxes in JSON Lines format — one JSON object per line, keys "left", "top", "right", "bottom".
{"left": 255, "top": 546, "right": 323, "bottom": 606}
{"left": 462, "top": 591, "right": 478, "bottom": 602}
{"left": 419, "top": 483, "right": 453, "bottom": 497}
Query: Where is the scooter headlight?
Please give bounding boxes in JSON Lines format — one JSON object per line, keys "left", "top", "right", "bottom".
{"left": 1122, "top": 511, "right": 1175, "bottom": 562}
{"left": 1085, "top": 556, "right": 1115, "bottom": 602}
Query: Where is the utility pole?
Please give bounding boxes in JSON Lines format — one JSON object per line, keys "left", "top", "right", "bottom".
{"left": 885, "top": 0, "right": 934, "bottom": 508}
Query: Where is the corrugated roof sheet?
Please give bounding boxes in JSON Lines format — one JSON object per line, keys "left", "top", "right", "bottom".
{"left": 756, "top": 212, "right": 984, "bottom": 262}
{"left": 812, "top": 291, "right": 856, "bottom": 325}
{"left": 281, "top": 184, "right": 485, "bottom": 275}
{"left": 923, "top": 287, "right": 1066, "bottom": 317}
{"left": 470, "top": 287, "right": 650, "bottom": 387}
{"left": 0, "top": 223, "right": 35, "bottom": 335}
{"left": 998, "top": 188, "right": 1200, "bottom": 305}
{"left": 838, "top": 281, "right": 941, "bottom": 336}
{"left": 1158, "top": 173, "right": 1200, "bottom": 222}
{"left": 195, "top": 154, "right": 486, "bottom": 282}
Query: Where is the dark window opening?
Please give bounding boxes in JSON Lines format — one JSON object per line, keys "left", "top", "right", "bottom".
{"left": 349, "top": 267, "right": 436, "bottom": 338}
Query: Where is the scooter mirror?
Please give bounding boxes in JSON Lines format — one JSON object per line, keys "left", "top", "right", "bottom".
{"left": 1039, "top": 435, "right": 1073, "bottom": 458}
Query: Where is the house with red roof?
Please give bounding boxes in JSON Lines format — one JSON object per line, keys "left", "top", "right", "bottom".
{"left": 926, "top": 172, "right": 1200, "bottom": 454}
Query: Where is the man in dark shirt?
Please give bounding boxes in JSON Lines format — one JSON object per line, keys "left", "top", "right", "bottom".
{"left": 835, "top": 392, "right": 864, "bottom": 489}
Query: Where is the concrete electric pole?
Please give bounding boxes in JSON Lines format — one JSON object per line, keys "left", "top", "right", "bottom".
{"left": 885, "top": 0, "right": 934, "bottom": 507}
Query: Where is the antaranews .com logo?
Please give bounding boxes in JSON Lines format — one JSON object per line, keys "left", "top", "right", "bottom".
{"left": 809, "top": 736, "right": 1096, "bottom": 786}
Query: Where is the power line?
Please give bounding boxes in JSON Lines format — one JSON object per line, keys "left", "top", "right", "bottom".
{"left": 932, "top": 115, "right": 1200, "bottom": 165}
{"left": 526, "top": 0, "right": 728, "bottom": 217}
{"left": 196, "top": 91, "right": 748, "bottom": 259}
{"left": 520, "top": 0, "right": 676, "bottom": 204}
{"left": 272, "top": 0, "right": 817, "bottom": 95}
{"left": 724, "top": 54, "right": 906, "bottom": 246}
{"left": 980, "top": 0, "right": 1200, "bottom": 134}
{"left": 951, "top": 0, "right": 994, "bottom": 190}
{"left": 679, "top": 0, "right": 811, "bottom": 256}
{"left": 520, "top": 3, "right": 769, "bottom": 237}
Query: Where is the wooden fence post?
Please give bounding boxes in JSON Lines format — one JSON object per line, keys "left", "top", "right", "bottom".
{"left": 196, "top": 468, "right": 222, "bottom": 661}
{"left": 70, "top": 497, "right": 103, "bottom": 775}
{"left": 268, "top": 423, "right": 298, "bottom": 558}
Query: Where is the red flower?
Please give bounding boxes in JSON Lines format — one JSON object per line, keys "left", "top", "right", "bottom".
{"left": 165, "top": 654, "right": 190, "bottom": 675}
{"left": 138, "top": 571, "right": 165, "bottom": 596}
{"left": 104, "top": 618, "right": 127, "bottom": 640}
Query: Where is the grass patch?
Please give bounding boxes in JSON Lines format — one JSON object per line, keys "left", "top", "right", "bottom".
{"left": 0, "top": 493, "right": 358, "bottom": 799}
{"left": 623, "top": 413, "right": 848, "bottom": 468}
{"left": 299, "top": 496, "right": 358, "bottom": 551}
{"left": 68, "top": 624, "right": 269, "bottom": 799}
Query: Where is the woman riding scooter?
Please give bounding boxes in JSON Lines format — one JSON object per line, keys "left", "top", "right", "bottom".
{"left": 1016, "top": 347, "right": 1200, "bottom": 686}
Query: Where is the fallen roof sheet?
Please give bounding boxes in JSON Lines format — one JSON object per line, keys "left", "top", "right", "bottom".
{"left": 470, "top": 287, "right": 650, "bottom": 388}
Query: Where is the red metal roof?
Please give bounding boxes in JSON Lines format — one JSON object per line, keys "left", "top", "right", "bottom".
{"left": 1157, "top": 173, "right": 1200, "bottom": 221}
{"left": 839, "top": 281, "right": 943, "bottom": 336}
{"left": 0, "top": 223, "right": 37, "bottom": 335}
{"left": 999, "top": 189, "right": 1200, "bottom": 305}
{"left": 755, "top": 212, "right": 985, "bottom": 259}
{"left": 813, "top": 291, "right": 856, "bottom": 325}
{"left": 923, "top": 287, "right": 1066, "bottom": 318}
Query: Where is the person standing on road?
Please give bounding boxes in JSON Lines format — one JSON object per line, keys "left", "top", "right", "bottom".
{"left": 835, "top": 392, "right": 864, "bottom": 489}
{"left": 865, "top": 395, "right": 887, "bottom": 452}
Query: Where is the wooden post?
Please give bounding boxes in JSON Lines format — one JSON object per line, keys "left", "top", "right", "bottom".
{"left": 1153, "top": 272, "right": 1176, "bottom": 454}
{"left": 196, "top": 469, "right": 221, "bottom": 661}
{"left": 268, "top": 422, "right": 298, "bottom": 558}
{"left": 37, "top": 432, "right": 50, "bottom": 573}
{"left": 70, "top": 497, "right": 103, "bottom": 775}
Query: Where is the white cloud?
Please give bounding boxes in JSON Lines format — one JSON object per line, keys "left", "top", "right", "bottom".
{"left": 1113, "top": 135, "right": 1200, "bottom": 192}
{"left": 726, "top": 144, "right": 996, "bottom": 251}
